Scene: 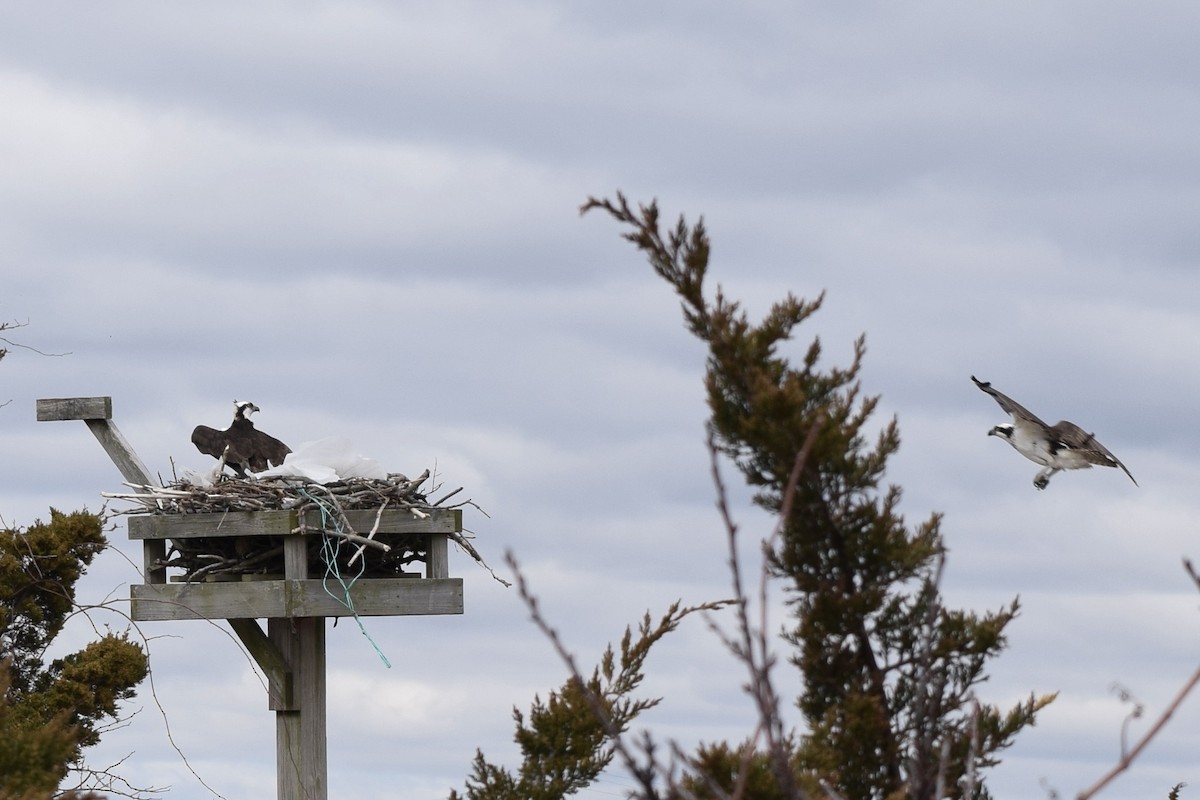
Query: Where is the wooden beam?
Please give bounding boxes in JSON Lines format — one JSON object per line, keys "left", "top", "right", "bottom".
{"left": 426, "top": 534, "right": 448, "bottom": 579}
{"left": 83, "top": 418, "right": 156, "bottom": 487}
{"left": 142, "top": 538, "right": 167, "bottom": 585}
{"left": 36, "top": 396, "right": 112, "bottom": 421}
{"left": 130, "top": 577, "right": 464, "bottom": 621}
{"left": 127, "top": 508, "right": 461, "bottom": 540}
{"left": 36, "top": 396, "right": 155, "bottom": 487}
{"left": 270, "top": 617, "right": 327, "bottom": 800}
{"left": 283, "top": 535, "right": 308, "bottom": 581}
{"left": 229, "top": 619, "right": 294, "bottom": 710}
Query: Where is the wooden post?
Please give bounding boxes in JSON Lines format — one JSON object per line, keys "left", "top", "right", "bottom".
{"left": 270, "top": 617, "right": 327, "bottom": 799}
{"left": 270, "top": 527, "right": 329, "bottom": 800}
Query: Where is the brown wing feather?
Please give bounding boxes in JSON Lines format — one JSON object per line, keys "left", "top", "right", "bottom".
{"left": 191, "top": 425, "right": 228, "bottom": 459}
{"left": 971, "top": 376, "right": 1051, "bottom": 428}
{"left": 193, "top": 411, "right": 292, "bottom": 477}
{"left": 1048, "top": 420, "right": 1138, "bottom": 486}
{"left": 245, "top": 429, "right": 291, "bottom": 471}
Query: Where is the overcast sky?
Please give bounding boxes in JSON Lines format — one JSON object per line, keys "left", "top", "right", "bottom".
{"left": 4, "top": 2, "right": 1200, "bottom": 798}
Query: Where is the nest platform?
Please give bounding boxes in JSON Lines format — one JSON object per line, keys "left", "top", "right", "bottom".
{"left": 116, "top": 475, "right": 469, "bottom": 622}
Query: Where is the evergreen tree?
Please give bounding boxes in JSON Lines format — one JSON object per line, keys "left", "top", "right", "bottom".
{"left": 1, "top": 509, "right": 149, "bottom": 797}
{"left": 582, "top": 193, "right": 1054, "bottom": 799}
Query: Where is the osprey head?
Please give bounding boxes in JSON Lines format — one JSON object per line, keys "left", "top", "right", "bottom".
{"left": 233, "top": 399, "right": 261, "bottom": 419}
{"left": 988, "top": 423, "right": 1014, "bottom": 440}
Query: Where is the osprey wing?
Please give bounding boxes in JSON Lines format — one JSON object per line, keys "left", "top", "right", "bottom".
{"left": 971, "top": 376, "right": 1051, "bottom": 429}
{"left": 1049, "top": 420, "right": 1138, "bottom": 486}
{"left": 247, "top": 429, "right": 292, "bottom": 471}
{"left": 191, "top": 425, "right": 227, "bottom": 459}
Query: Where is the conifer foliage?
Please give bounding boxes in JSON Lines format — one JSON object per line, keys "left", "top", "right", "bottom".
{"left": 581, "top": 193, "right": 1053, "bottom": 798}
{"left": 453, "top": 194, "right": 1053, "bottom": 800}
{"left": 1, "top": 509, "right": 148, "bottom": 797}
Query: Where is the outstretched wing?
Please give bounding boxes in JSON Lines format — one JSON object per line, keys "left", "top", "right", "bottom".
{"left": 191, "top": 425, "right": 227, "bottom": 459}
{"left": 246, "top": 429, "right": 292, "bottom": 471}
{"left": 971, "top": 376, "right": 1051, "bottom": 429}
{"left": 1048, "top": 421, "right": 1138, "bottom": 486}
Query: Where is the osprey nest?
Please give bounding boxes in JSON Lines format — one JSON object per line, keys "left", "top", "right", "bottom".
{"left": 105, "top": 470, "right": 498, "bottom": 583}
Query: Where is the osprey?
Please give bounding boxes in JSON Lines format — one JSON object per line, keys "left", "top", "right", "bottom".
{"left": 971, "top": 376, "right": 1137, "bottom": 490}
{"left": 191, "top": 400, "right": 292, "bottom": 478}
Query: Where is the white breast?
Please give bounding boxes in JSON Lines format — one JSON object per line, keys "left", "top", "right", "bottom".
{"left": 1008, "top": 421, "right": 1054, "bottom": 466}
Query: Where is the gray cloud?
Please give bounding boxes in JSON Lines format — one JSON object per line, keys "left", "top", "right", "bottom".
{"left": 3, "top": 2, "right": 1197, "bottom": 798}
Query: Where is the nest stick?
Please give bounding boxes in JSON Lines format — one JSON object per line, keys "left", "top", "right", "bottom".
{"left": 350, "top": 501, "right": 386, "bottom": 568}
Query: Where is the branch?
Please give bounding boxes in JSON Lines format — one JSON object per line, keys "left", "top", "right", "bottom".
{"left": 1076, "top": 664, "right": 1200, "bottom": 799}
{"left": 1077, "top": 558, "right": 1200, "bottom": 799}
{"left": 702, "top": 414, "right": 824, "bottom": 799}
{"left": 0, "top": 318, "right": 71, "bottom": 357}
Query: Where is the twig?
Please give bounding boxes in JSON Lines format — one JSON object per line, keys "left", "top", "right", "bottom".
{"left": 1078, "top": 669, "right": 1200, "bottom": 797}
{"left": 432, "top": 486, "right": 463, "bottom": 506}
{"left": 349, "top": 500, "right": 388, "bottom": 567}
{"left": 703, "top": 413, "right": 823, "bottom": 799}
{"left": 1183, "top": 557, "right": 1200, "bottom": 594}
{"left": 293, "top": 526, "right": 392, "bottom": 552}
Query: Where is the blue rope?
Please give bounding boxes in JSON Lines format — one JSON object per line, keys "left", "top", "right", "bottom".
{"left": 300, "top": 488, "right": 392, "bottom": 668}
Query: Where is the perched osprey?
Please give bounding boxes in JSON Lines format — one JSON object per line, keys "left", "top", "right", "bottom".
{"left": 971, "top": 376, "right": 1137, "bottom": 490}
{"left": 191, "top": 400, "right": 292, "bottom": 478}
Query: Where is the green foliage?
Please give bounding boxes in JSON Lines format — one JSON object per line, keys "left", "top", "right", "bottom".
{"left": 0, "top": 660, "right": 79, "bottom": 800}
{"left": 678, "top": 737, "right": 828, "bottom": 799}
{"left": 2, "top": 509, "right": 107, "bottom": 693}
{"left": 582, "top": 193, "right": 1054, "bottom": 799}
{"left": 450, "top": 602, "right": 719, "bottom": 800}
{"left": 1, "top": 509, "right": 149, "bottom": 788}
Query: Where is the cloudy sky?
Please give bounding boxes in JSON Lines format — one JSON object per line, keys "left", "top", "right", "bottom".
{"left": 4, "top": 2, "right": 1200, "bottom": 797}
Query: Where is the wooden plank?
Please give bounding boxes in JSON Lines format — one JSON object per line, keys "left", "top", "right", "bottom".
{"left": 340, "top": 507, "right": 462, "bottom": 534}
{"left": 229, "top": 619, "right": 294, "bottom": 710}
{"left": 36, "top": 396, "right": 112, "bottom": 421}
{"left": 127, "top": 508, "right": 460, "bottom": 540}
{"left": 128, "top": 511, "right": 298, "bottom": 539}
{"left": 130, "top": 578, "right": 464, "bottom": 621}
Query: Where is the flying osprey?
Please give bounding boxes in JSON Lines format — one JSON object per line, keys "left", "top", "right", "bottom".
{"left": 191, "top": 400, "right": 292, "bottom": 478}
{"left": 971, "top": 376, "right": 1137, "bottom": 490}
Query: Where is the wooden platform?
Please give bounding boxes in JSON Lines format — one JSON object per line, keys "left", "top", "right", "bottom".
{"left": 126, "top": 508, "right": 465, "bottom": 621}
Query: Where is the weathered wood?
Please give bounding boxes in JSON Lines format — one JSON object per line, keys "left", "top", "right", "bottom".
{"left": 128, "top": 511, "right": 296, "bottom": 539}
{"left": 84, "top": 418, "right": 156, "bottom": 487}
{"left": 130, "top": 577, "right": 464, "bottom": 621}
{"left": 283, "top": 535, "right": 308, "bottom": 580}
{"left": 427, "top": 534, "right": 449, "bottom": 579}
{"left": 229, "top": 619, "right": 294, "bottom": 710}
{"left": 126, "top": 508, "right": 461, "bottom": 540}
{"left": 271, "top": 617, "right": 327, "bottom": 800}
{"left": 36, "top": 396, "right": 112, "bottom": 421}
{"left": 143, "top": 538, "right": 167, "bottom": 585}
{"left": 36, "top": 397, "right": 155, "bottom": 487}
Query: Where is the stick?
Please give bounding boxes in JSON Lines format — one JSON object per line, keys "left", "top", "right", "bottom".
{"left": 292, "top": 526, "right": 391, "bottom": 552}
{"left": 1077, "top": 663, "right": 1200, "bottom": 799}
{"left": 349, "top": 500, "right": 388, "bottom": 567}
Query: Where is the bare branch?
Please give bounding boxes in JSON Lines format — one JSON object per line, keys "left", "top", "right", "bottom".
{"left": 1077, "top": 666, "right": 1200, "bottom": 799}
{"left": 0, "top": 318, "right": 71, "bottom": 357}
